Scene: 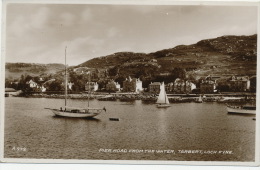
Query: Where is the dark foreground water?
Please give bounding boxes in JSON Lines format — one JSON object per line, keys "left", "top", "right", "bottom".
{"left": 4, "top": 97, "right": 255, "bottom": 161}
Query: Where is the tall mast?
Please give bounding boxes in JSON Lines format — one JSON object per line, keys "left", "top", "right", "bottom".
{"left": 165, "top": 91, "right": 166, "bottom": 104}
{"left": 65, "top": 46, "right": 67, "bottom": 107}
{"left": 88, "top": 72, "right": 90, "bottom": 107}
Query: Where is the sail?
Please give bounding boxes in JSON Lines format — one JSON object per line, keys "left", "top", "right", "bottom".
{"left": 156, "top": 82, "right": 169, "bottom": 104}
{"left": 164, "top": 91, "right": 170, "bottom": 104}
{"left": 198, "top": 95, "right": 202, "bottom": 102}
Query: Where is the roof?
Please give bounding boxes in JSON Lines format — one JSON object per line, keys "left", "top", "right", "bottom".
{"left": 149, "top": 82, "right": 161, "bottom": 86}
{"left": 230, "top": 76, "right": 249, "bottom": 81}
{"left": 201, "top": 80, "right": 215, "bottom": 84}
{"left": 174, "top": 78, "right": 185, "bottom": 83}
{"left": 205, "top": 75, "right": 221, "bottom": 81}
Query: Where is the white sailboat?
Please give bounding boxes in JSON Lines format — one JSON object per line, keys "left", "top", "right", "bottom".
{"left": 45, "top": 47, "right": 106, "bottom": 118}
{"left": 195, "top": 95, "right": 203, "bottom": 103}
{"left": 156, "top": 82, "right": 171, "bottom": 108}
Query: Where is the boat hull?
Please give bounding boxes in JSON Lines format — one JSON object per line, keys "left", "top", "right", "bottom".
{"left": 227, "top": 106, "right": 256, "bottom": 115}
{"left": 50, "top": 109, "right": 101, "bottom": 118}
{"left": 157, "top": 104, "right": 171, "bottom": 108}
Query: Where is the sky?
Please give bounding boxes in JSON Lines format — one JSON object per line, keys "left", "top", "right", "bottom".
{"left": 4, "top": 3, "right": 258, "bottom": 66}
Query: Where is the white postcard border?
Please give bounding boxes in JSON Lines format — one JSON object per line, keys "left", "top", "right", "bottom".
{"left": 0, "top": 0, "right": 259, "bottom": 166}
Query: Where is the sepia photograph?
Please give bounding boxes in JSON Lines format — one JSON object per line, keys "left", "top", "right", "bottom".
{"left": 0, "top": 0, "right": 259, "bottom": 166}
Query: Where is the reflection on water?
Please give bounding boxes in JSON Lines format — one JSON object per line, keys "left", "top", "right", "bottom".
{"left": 4, "top": 97, "right": 255, "bottom": 161}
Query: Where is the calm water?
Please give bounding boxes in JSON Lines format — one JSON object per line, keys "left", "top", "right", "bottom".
{"left": 4, "top": 97, "right": 256, "bottom": 161}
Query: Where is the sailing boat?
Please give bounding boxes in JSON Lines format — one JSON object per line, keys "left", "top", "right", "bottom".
{"left": 156, "top": 82, "right": 171, "bottom": 108}
{"left": 45, "top": 47, "right": 106, "bottom": 118}
{"left": 195, "top": 95, "right": 203, "bottom": 103}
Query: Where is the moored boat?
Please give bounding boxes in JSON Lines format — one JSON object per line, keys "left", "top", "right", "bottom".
{"left": 156, "top": 82, "right": 171, "bottom": 108}
{"left": 46, "top": 106, "right": 105, "bottom": 118}
{"left": 45, "top": 47, "right": 106, "bottom": 118}
{"left": 195, "top": 95, "right": 203, "bottom": 103}
{"left": 98, "top": 95, "right": 117, "bottom": 101}
{"left": 227, "top": 105, "right": 256, "bottom": 115}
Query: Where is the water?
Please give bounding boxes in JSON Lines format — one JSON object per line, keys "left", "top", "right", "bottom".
{"left": 4, "top": 97, "right": 256, "bottom": 161}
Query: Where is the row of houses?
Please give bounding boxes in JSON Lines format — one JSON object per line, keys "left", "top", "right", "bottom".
{"left": 27, "top": 79, "right": 47, "bottom": 92}
{"left": 26, "top": 75, "right": 251, "bottom": 94}
{"left": 86, "top": 75, "right": 251, "bottom": 94}
{"left": 199, "top": 75, "right": 250, "bottom": 93}
{"left": 125, "top": 75, "right": 251, "bottom": 94}
{"left": 86, "top": 77, "right": 142, "bottom": 92}
{"left": 149, "top": 79, "right": 196, "bottom": 94}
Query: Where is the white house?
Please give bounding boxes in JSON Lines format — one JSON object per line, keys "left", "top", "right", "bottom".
{"left": 85, "top": 82, "right": 99, "bottom": 92}
{"left": 67, "top": 82, "right": 74, "bottom": 90}
{"left": 40, "top": 86, "right": 46, "bottom": 92}
{"left": 27, "top": 80, "right": 38, "bottom": 88}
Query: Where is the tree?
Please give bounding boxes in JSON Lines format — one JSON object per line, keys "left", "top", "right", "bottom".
{"left": 153, "top": 75, "right": 168, "bottom": 83}
{"left": 115, "top": 76, "right": 126, "bottom": 87}
{"left": 141, "top": 77, "right": 152, "bottom": 89}
{"left": 5, "top": 78, "right": 20, "bottom": 90}
{"left": 108, "top": 66, "right": 119, "bottom": 77}
{"left": 135, "top": 70, "right": 143, "bottom": 78}
{"left": 196, "top": 77, "right": 205, "bottom": 89}
{"left": 69, "top": 72, "right": 86, "bottom": 92}
{"left": 186, "top": 73, "right": 197, "bottom": 84}
{"left": 48, "top": 80, "right": 63, "bottom": 91}
{"left": 169, "top": 68, "right": 187, "bottom": 80}
{"left": 16, "top": 75, "right": 33, "bottom": 94}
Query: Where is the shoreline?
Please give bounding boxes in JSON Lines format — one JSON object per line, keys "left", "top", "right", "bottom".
{"left": 8, "top": 92, "right": 256, "bottom": 104}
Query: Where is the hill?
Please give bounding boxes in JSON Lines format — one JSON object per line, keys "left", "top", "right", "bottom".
{"left": 5, "top": 34, "right": 257, "bottom": 82}
{"left": 5, "top": 63, "right": 64, "bottom": 80}
{"left": 79, "top": 34, "right": 257, "bottom": 78}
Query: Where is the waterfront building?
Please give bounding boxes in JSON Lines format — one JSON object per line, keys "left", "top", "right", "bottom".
{"left": 5, "top": 88, "right": 16, "bottom": 93}
{"left": 165, "top": 83, "right": 174, "bottom": 93}
{"left": 39, "top": 77, "right": 44, "bottom": 82}
{"left": 67, "top": 82, "right": 74, "bottom": 90}
{"left": 27, "top": 79, "right": 38, "bottom": 88}
{"left": 200, "top": 80, "right": 216, "bottom": 94}
{"left": 199, "top": 75, "right": 220, "bottom": 94}
{"left": 172, "top": 78, "right": 196, "bottom": 94}
{"left": 205, "top": 75, "right": 221, "bottom": 84}
{"left": 40, "top": 86, "right": 46, "bottom": 92}
{"left": 123, "top": 76, "right": 143, "bottom": 93}
{"left": 106, "top": 80, "right": 121, "bottom": 92}
{"left": 184, "top": 80, "right": 196, "bottom": 94}
{"left": 173, "top": 78, "right": 185, "bottom": 93}
{"left": 26, "top": 79, "right": 48, "bottom": 92}
{"left": 115, "top": 82, "right": 121, "bottom": 90}
{"left": 228, "top": 76, "right": 250, "bottom": 92}
{"left": 5, "top": 88, "right": 21, "bottom": 96}
{"left": 85, "top": 82, "right": 99, "bottom": 92}
{"left": 149, "top": 82, "right": 161, "bottom": 93}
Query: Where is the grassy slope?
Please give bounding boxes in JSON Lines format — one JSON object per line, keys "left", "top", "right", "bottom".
{"left": 80, "top": 34, "right": 257, "bottom": 78}
{"left": 5, "top": 34, "right": 257, "bottom": 80}
{"left": 5, "top": 63, "right": 64, "bottom": 80}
